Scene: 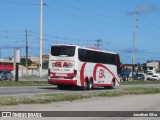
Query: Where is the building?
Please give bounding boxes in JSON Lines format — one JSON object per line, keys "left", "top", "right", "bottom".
{"left": 0, "top": 59, "right": 14, "bottom": 71}
{"left": 21, "top": 54, "right": 49, "bottom": 64}
{"left": 146, "top": 60, "right": 160, "bottom": 71}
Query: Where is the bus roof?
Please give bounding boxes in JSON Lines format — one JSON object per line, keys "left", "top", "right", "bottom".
{"left": 51, "top": 44, "right": 117, "bottom": 54}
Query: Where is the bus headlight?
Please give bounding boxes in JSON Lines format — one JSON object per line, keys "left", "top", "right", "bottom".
{"left": 74, "top": 69, "right": 77, "bottom": 77}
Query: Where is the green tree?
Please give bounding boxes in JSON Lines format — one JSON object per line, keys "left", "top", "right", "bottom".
{"left": 42, "top": 60, "right": 48, "bottom": 69}
{"left": 20, "top": 58, "right": 32, "bottom": 66}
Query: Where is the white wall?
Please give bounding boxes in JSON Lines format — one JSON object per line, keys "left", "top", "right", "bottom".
{"left": 12, "top": 69, "right": 48, "bottom": 77}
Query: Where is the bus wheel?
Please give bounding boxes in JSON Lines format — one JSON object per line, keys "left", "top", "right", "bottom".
{"left": 110, "top": 80, "right": 115, "bottom": 89}
{"left": 82, "top": 79, "right": 88, "bottom": 90}
{"left": 88, "top": 79, "right": 93, "bottom": 90}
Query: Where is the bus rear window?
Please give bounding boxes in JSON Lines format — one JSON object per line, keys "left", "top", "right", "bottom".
{"left": 51, "top": 46, "right": 75, "bottom": 57}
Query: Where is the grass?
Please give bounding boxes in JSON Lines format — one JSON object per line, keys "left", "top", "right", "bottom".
{"left": 0, "top": 76, "right": 50, "bottom": 86}
{"left": 120, "top": 81, "right": 160, "bottom": 85}
{"left": 0, "top": 87, "right": 160, "bottom": 106}
{"left": 0, "top": 80, "right": 160, "bottom": 86}
{"left": 0, "top": 81, "right": 50, "bottom": 86}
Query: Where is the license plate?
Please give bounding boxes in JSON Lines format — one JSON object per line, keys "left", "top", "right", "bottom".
{"left": 56, "top": 73, "right": 67, "bottom": 77}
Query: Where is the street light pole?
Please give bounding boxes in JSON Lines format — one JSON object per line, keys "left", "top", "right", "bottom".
{"left": 39, "top": 0, "right": 43, "bottom": 78}
{"left": 26, "top": 29, "right": 28, "bottom": 75}
{"left": 132, "top": 10, "right": 138, "bottom": 76}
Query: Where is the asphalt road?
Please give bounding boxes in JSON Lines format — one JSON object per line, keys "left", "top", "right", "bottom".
{"left": 0, "top": 94, "right": 160, "bottom": 120}
{"left": 0, "top": 84, "right": 160, "bottom": 120}
{"left": 0, "top": 84, "right": 160, "bottom": 96}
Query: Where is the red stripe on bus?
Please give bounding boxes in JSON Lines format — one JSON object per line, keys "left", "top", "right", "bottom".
{"left": 80, "top": 63, "right": 87, "bottom": 86}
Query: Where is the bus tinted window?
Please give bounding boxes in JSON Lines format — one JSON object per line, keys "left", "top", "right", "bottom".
{"left": 51, "top": 46, "right": 75, "bottom": 57}
{"left": 78, "top": 48, "right": 118, "bottom": 65}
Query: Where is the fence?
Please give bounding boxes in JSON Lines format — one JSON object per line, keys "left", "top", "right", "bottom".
{"left": 12, "top": 69, "right": 48, "bottom": 77}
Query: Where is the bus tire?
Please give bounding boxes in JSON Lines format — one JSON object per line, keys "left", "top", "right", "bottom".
{"left": 88, "top": 79, "right": 93, "bottom": 90}
{"left": 110, "top": 80, "right": 115, "bottom": 89}
{"left": 82, "top": 79, "right": 88, "bottom": 90}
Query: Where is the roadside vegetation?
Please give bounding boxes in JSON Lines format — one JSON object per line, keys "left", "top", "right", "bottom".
{"left": 0, "top": 80, "right": 160, "bottom": 86}
{"left": 0, "top": 87, "right": 160, "bottom": 106}
{"left": 0, "top": 75, "right": 49, "bottom": 86}
{"left": 120, "top": 81, "right": 160, "bottom": 85}
{"left": 0, "top": 81, "right": 50, "bottom": 86}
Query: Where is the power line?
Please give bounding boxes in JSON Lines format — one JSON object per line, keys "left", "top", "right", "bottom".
{"left": 0, "top": 0, "right": 39, "bottom": 6}
{"left": 138, "top": 27, "right": 160, "bottom": 40}
{"left": 1, "top": 29, "right": 160, "bottom": 63}
{"left": 54, "top": 0, "right": 130, "bottom": 21}
{"left": 139, "top": 20, "right": 160, "bottom": 35}
{"left": 141, "top": 15, "right": 160, "bottom": 30}
{"left": 0, "top": 30, "right": 25, "bottom": 33}
{"left": 78, "top": 0, "right": 125, "bottom": 13}
{"left": 30, "top": 30, "right": 95, "bottom": 42}
{"left": 0, "top": 46, "right": 24, "bottom": 49}
{"left": 44, "top": 34, "right": 93, "bottom": 42}
{"left": 46, "top": 5, "right": 131, "bottom": 28}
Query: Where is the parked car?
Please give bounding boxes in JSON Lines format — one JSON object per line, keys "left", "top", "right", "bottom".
{"left": 147, "top": 72, "right": 154, "bottom": 80}
{"left": 134, "top": 73, "right": 145, "bottom": 81}
{"left": 28, "top": 63, "right": 38, "bottom": 69}
{"left": 150, "top": 73, "right": 160, "bottom": 81}
{"left": 0, "top": 70, "right": 13, "bottom": 80}
{"left": 120, "top": 70, "right": 132, "bottom": 81}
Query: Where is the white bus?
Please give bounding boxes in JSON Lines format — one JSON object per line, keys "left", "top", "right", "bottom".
{"left": 48, "top": 44, "right": 121, "bottom": 90}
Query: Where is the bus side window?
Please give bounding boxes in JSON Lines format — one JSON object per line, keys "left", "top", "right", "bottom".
{"left": 78, "top": 49, "right": 86, "bottom": 62}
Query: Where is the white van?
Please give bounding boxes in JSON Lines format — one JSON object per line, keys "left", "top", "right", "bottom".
{"left": 147, "top": 72, "right": 154, "bottom": 80}
{"left": 150, "top": 73, "right": 160, "bottom": 81}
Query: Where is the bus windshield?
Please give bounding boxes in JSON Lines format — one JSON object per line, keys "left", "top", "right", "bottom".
{"left": 51, "top": 46, "right": 75, "bottom": 57}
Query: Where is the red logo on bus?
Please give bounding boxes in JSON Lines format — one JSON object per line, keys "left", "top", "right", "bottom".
{"left": 54, "top": 61, "right": 68, "bottom": 67}
{"left": 63, "top": 62, "right": 68, "bottom": 67}
{"left": 55, "top": 62, "right": 62, "bottom": 67}
{"left": 99, "top": 69, "right": 105, "bottom": 78}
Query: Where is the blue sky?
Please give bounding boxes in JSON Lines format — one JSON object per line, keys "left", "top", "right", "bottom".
{"left": 0, "top": 0, "right": 160, "bottom": 64}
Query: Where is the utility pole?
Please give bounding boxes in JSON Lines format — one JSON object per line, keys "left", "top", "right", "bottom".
{"left": 132, "top": 11, "right": 138, "bottom": 75}
{"left": 95, "top": 39, "right": 102, "bottom": 48}
{"left": 25, "top": 29, "right": 28, "bottom": 75}
{"left": 39, "top": 0, "right": 43, "bottom": 78}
